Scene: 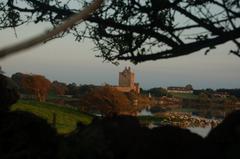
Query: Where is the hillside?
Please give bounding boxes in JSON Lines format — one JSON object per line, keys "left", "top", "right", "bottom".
{"left": 11, "top": 100, "right": 93, "bottom": 134}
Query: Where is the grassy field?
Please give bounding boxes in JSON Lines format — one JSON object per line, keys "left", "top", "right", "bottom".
{"left": 170, "top": 93, "right": 198, "bottom": 99}
{"left": 11, "top": 100, "right": 93, "bottom": 134}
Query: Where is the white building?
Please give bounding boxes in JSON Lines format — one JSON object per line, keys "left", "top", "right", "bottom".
{"left": 167, "top": 84, "right": 193, "bottom": 94}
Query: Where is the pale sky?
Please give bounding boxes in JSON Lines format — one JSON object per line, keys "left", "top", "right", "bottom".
{"left": 0, "top": 24, "right": 240, "bottom": 90}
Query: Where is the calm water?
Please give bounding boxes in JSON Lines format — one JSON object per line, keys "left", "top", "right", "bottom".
{"left": 188, "top": 126, "right": 212, "bottom": 137}
{"left": 138, "top": 108, "right": 153, "bottom": 116}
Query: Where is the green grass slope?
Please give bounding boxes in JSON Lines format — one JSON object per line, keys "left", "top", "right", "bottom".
{"left": 11, "top": 100, "right": 93, "bottom": 134}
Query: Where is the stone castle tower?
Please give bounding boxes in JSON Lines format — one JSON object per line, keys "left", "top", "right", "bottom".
{"left": 119, "top": 67, "right": 135, "bottom": 87}
{"left": 116, "top": 67, "right": 140, "bottom": 93}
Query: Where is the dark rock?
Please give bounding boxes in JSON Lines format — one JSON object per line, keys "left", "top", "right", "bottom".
{"left": 0, "top": 111, "right": 59, "bottom": 159}
{"left": 63, "top": 115, "right": 206, "bottom": 159}
{"left": 206, "top": 110, "right": 240, "bottom": 159}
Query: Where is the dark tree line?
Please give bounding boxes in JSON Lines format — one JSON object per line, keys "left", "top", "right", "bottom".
{"left": 11, "top": 72, "right": 101, "bottom": 100}
{"left": 141, "top": 87, "right": 168, "bottom": 97}
{"left": 216, "top": 88, "right": 240, "bottom": 98}
{"left": 66, "top": 83, "right": 98, "bottom": 97}
{"left": 194, "top": 88, "right": 240, "bottom": 98}
{"left": 1, "top": 0, "right": 240, "bottom": 64}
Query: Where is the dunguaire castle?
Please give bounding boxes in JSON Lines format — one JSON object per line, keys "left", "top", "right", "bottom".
{"left": 114, "top": 67, "right": 140, "bottom": 94}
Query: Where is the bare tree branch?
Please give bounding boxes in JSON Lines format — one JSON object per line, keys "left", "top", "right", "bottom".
{"left": 0, "top": 0, "right": 103, "bottom": 59}
{"left": 118, "top": 27, "right": 240, "bottom": 63}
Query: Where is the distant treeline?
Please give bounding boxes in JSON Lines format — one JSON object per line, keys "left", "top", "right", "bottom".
{"left": 194, "top": 88, "right": 240, "bottom": 98}
{"left": 216, "top": 89, "right": 240, "bottom": 98}
{"left": 11, "top": 72, "right": 240, "bottom": 100}
{"left": 140, "top": 87, "right": 168, "bottom": 97}
{"left": 11, "top": 72, "right": 99, "bottom": 101}
{"left": 141, "top": 87, "right": 240, "bottom": 99}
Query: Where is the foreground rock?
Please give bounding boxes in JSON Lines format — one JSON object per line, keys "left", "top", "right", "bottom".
{"left": 0, "top": 111, "right": 59, "bottom": 159}
{"left": 61, "top": 111, "right": 240, "bottom": 159}
{"left": 0, "top": 74, "right": 59, "bottom": 159}
{"left": 61, "top": 116, "right": 205, "bottom": 159}
{"left": 206, "top": 110, "right": 240, "bottom": 159}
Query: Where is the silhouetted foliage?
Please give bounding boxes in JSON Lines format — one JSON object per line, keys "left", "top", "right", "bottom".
{"left": 142, "top": 87, "right": 167, "bottom": 97}
{"left": 0, "top": 74, "right": 19, "bottom": 110}
{"left": 66, "top": 83, "right": 97, "bottom": 97}
{"left": 77, "top": 85, "right": 99, "bottom": 96}
{"left": 66, "top": 83, "right": 79, "bottom": 95}
{"left": 11, "top": 72, "right": 26, "bottom": 93}
{"left": 1, "top": 0, "right": 240, "bottom": 64}
{"left": 217, "top": 88, "right": 240, "bottom": 98}
{"left": 51, "top": 80, "right": 68, "bottom": 96}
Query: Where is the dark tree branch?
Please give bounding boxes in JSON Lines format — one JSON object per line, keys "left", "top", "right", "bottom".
{"left": 173, "top": 5, "right": 224, "bottom": 35}
{"left": 0, "top": 0, "right": 103, "bottom": 59}
{"left": 118, "top": 27, "right": 240, "bottom": 63}
{"left": 87, "top": 16, "right": 180, "bottom": 47}
{"left": 1, "top": 0, "right": 240, "bottom": 64}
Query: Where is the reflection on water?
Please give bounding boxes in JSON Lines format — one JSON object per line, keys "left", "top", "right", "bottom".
{"left": 138, "top": 108, "right": 153, "bottom": 116}
{"left": 187, "top": 126, "right": 212, "bottom": 137}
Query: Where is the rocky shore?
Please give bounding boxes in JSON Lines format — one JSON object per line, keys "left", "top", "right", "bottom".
{"left": 154, "top": 112, "right": 221, "bottom": 128}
